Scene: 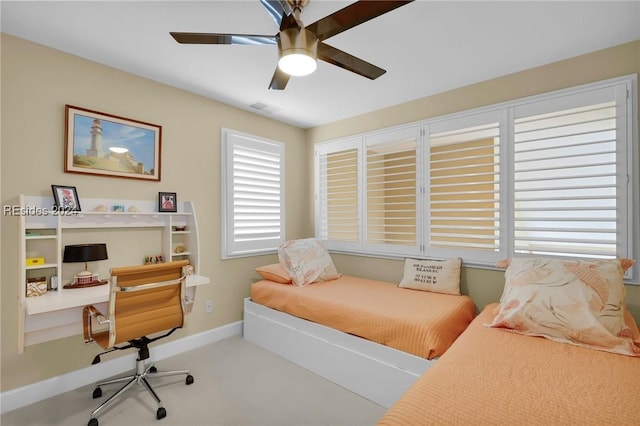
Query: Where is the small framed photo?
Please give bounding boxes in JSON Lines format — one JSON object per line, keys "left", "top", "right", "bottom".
{"left": 51, "top": 185, "right": 81, "bottom": 211}
{"left": 158, "top": 192, "right": 177, "bottom": 213}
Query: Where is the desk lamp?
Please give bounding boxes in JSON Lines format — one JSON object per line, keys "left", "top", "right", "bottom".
{"left": 63, "top": 243, "right": 108, "bottom": 288}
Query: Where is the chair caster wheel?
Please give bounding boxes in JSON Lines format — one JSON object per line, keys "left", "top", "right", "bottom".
{"left": 88, "top": 418, "right": 99, "bottom": 426}
{"left": 156, "top": 407, "right": 167, "bottom": 420}
{"left": 92, "top": 387, "right": 102, "bottom": 399}
{"left": 186, "top": 374, "right": 194, "bottom": 385}
{"left": 149, "top": 366, "right": 157, "bottom": 373}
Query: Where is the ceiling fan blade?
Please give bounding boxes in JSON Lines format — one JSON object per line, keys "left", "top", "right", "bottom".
{"left": 268, "top": 66, "right": 290, "bottom": 90}
{"left": 318, "top": 42, "right": 386, "bottom": 80}
{"left": 259, "top": 0, "right": 293, "bottom": 28}
{"left": 306, "top": 0, "right": 414, "bottom": 41}
{"left": 170, "top": 32, "right": 276, "bottom": 46}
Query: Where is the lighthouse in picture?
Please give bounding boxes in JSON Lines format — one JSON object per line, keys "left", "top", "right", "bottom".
{"left": 86, "top": 118, "right": 104, "bottom": 158}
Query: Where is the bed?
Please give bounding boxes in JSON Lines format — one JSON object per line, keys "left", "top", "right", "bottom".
{"left": 250, "top": 275, "right": 475, "bottom": 359}
{"left": 244, "top": 274, "right": 476, "bottom": 407}
{"left": 379, "top": 257, "right": 640, "bottom": 425}
{"left": 378, "top": 304, "right": 640, "bottom": 425}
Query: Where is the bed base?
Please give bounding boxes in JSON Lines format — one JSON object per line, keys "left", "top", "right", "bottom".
{"left": 243, "top": 298, "right": 433, "bottom": 408}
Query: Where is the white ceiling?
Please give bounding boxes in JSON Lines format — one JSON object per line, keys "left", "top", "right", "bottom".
{"left": 2, "top": 1, "right": 639, "bottom": 129}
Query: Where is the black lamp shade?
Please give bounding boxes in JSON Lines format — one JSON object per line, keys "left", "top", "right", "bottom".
{"left": 63, "top": 244, "right": 108, "bottom": 263}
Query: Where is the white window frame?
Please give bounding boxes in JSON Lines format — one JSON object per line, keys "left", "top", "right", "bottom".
{"left": 315, "top": 137, "right": 363, "bottom": 253}
{"left": 510, "top": 85, "right": 624, "bottom": 260}
{"left": 363, "top": 126, "right": 422, "bottom": 257}
{"left": 314, "top": 75, "right": 638, "bottom": 282}
{"left": 424, "top": 109, "right": 507, "bottom": 265}
{"left": 221, "top": 128, "right": 285, "bottom": 259}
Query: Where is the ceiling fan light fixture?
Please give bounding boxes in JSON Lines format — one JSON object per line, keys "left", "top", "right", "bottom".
{"left": 277, "top": 28, "right": 318, "bottom": 77}
{"left": 278, "top": 52, "right": 316, "bottom": 76}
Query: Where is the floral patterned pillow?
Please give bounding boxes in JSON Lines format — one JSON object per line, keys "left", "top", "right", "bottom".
{"left": 278, "top": 238, "right": 341, "bottom": 287}
{"left": 488, "top": 257, "right": 640, "bottom": 357}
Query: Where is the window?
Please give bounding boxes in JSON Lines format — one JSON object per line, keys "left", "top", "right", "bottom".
{"left": 316, "top": 139, "right": 361, "bottom": 251}
{"left": 426, "top": 112, "right": 502, "bottom": 264}
{"left": 221, "top": 129, "right": 285, "bottom": 258}
{"left": 314, "top": 76, "right": 637, "bottom": 279}
{"left": 316, "top": 127, "right": 421, "bottom": 256}
{"left": 513, "top": 88, "right": 622, "bottom": 259}
{"left": 364, "top": 127, "right": 420, "bottom": 255}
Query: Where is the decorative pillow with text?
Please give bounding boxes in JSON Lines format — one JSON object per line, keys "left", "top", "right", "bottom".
{"left": 398, "top": 258, "right": 462, "bottom": 295}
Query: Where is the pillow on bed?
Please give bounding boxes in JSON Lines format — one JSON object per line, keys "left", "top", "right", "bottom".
{"left": 278, "top": 238, "right": 341, "bottom": 287}
{"left": 255, "top": 263, "right": 292, "bottom": 284}
{"left": 489, "top": 257, "right": 640, "bottom": 357}
{"left": 398, "top": 258, "right": 462, "bottom": 295}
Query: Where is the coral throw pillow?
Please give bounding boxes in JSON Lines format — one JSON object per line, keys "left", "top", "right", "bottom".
{"left": 255, "top": 263, "right": 292, "bottom": 284}
{"left": 278, "top": 238, "right": 341, "bottom": 287}
{"left": 489, "top": 257, "right": 640, "bottom": 357}
{"left": 398, "top": 258, "right": 462, "bottom": 295}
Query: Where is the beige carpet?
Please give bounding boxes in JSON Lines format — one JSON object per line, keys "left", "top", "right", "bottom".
{"left": 1, "top": 335, "right": 386, "bottom": 426}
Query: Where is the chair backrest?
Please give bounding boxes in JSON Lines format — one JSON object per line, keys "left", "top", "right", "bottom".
{"left": 108, "top": 260, "right": 190, "bottom": 346}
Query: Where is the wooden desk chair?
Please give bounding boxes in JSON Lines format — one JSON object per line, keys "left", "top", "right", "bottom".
{"left": 82, "top": 260, "right": 194, "bottom": 426}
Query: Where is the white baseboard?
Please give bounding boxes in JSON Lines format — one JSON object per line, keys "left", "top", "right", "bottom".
{"left": 0, "top": 321, "right": 242, "bottom": 414}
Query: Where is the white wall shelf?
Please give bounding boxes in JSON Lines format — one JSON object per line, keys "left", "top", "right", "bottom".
{"left": 15, "top": 194, "right": 209, "bottom": 353}
{"left": 25, "top": 264, "right": 57, "bottom": 271}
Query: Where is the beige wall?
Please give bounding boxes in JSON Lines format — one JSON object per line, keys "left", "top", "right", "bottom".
{"left": 306, "top": 40, "right": 640, "bottom": 318}
{"left": 0, "top": 34, "right": 310, "bottom": 392}
{"left": 2, "top": 33, "right": 639, "bottom": 394}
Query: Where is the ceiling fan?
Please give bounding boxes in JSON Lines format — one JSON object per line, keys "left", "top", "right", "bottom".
{"left": 170, "top": 0, "right": 414, "bottom": 90}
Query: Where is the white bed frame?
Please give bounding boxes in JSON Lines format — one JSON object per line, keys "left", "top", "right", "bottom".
{"left": 243, "top": 298, "right": 433, "bottom": 408}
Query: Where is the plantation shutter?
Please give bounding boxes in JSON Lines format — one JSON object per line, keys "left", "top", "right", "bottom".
{"left": 312, "top": 77, "right": 635, "bottom": 277}
{"left": 512, "top": 85, "right": 627, "bottom": 259}
{"left": 222, "top": 129, "right": 284, "bottom": 257}
{"left": 426, "top": 111, "right": 502, "bottom": 262}
{"left": 364, "top": 127, "right": 420, "bottom": 255}
{"left": 315, "top": 139, "right": 361, "bottom": 251}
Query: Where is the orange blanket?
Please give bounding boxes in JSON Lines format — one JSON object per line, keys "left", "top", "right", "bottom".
{"left": 378, "top": 304, "right": 640, "bottom": 425}
{"left": 250, "top": 275, "right": 476, "bottom": 359}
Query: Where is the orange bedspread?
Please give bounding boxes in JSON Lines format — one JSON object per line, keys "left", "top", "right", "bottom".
{"left": 250, "top": 275, "right": 476, "bottom": 359}
{"left": 378, "top": 304, "right": 640, "bottom": 425}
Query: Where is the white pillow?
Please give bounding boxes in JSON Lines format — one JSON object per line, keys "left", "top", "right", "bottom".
{"left": 278, "top": 238, "right": 341, "bottom": 287}
{"left": 399, "top": 258, "right": 462, "bottom": 295}
{"left": 488, "top": 257, "right": 640, "bottom": 357}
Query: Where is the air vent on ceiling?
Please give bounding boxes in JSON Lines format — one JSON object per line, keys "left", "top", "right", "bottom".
{"left": 249, "top": 102, "right": 282, "bottom": 114}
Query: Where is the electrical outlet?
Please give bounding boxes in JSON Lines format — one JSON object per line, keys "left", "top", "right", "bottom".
{"left": 205, "top": 300, "right": 213, "bottom": 314}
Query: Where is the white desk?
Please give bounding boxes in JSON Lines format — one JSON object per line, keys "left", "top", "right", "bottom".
{"left": 25, "top": 274, "right": 209, "bottom": 315}
{"left": 15, "top": 195, "right": 207, "bottom": 352}
{"left": 23, "top": 275, "right": 210, "bottom": 347}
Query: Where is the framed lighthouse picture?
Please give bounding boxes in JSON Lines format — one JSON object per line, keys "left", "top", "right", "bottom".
{"left": 64, "top": 105, "right": 162, "bottom": 181}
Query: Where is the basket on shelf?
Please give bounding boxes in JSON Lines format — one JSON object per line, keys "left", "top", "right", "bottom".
{"left": 26, "top": 277, "right": 47, "bottom": 297}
